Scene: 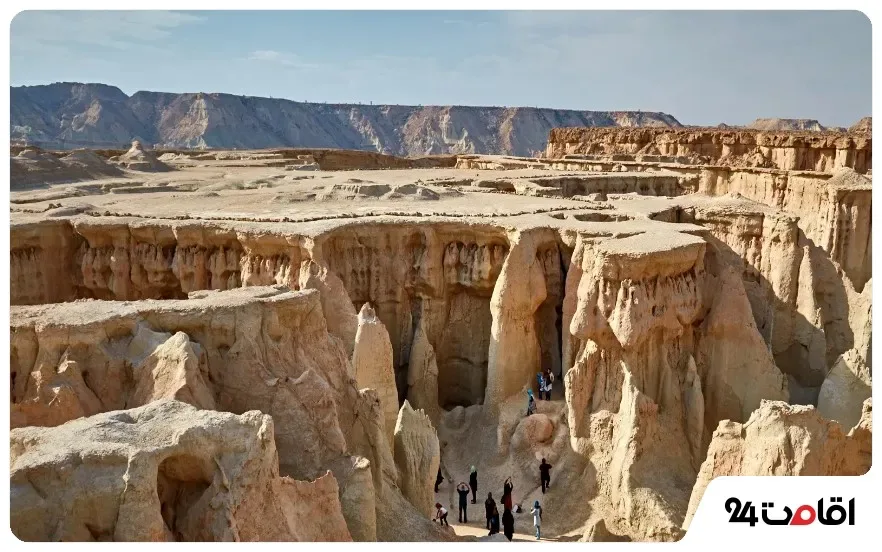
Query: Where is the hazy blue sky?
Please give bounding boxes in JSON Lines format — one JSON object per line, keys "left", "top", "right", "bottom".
{"left": 10, "top": 10, "right": 872, "bottom": 126}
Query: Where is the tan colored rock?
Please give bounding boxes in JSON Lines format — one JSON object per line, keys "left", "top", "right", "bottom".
{"left": 327, "top": 456, "right": 377, "bottom": 542}
{"left": 582, "top": 519, "right": 632, "bottom": 542}
{"left": 10, "top": 400, "right": 351, "bottom": 542}
{"left": 547, "top": 127, "right": 871, "bottom": 173}
{"left": 116, "top": 140, "right": 172, "bottom": 172}
{"left": 126, "top": 326, "right": 215, "bottom": 410}
{"left": 299, "top": 259, "right": 358, "bottom": 357}
{"left": 485, "top": 229, "right": 551, "bottom": 411}
{"left": 818, "top": 348, "right": 872, "bottom": 429}
{"left": 406, "top": 323, "right": 442, "bottom": 427}
{"left": 352, "top": 302, "right": 399, "bottom": 446}
{"left": 393, "top": 401, "right": 441, "bottom": 518}
{"left": 683, "top": 400, "right": 872, "bottom": 530}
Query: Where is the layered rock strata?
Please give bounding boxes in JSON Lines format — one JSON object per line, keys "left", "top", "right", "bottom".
{"left": 547, "top": 127, "right": 871, "bottom": 174}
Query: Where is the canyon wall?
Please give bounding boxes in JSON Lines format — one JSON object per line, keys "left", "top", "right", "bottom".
{"left": 546, "top": 128, "right": 871, "bottom": 174}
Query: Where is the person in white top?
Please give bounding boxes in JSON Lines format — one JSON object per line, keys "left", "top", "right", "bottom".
{"left": 434, "top": 503, "right": 449, "bottom": 525}
{"left": 531, "top": 500, "right": 543, "bottom": 540}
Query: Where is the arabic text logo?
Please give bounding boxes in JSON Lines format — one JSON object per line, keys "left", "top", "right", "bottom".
{"left": 725, "top": 497, "right": 854, "bottom": 526}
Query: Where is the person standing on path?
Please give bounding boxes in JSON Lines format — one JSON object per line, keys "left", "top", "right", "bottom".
{"left": 542, "top": 368, "right": 554, "bottom": 400}
{"left": 536, "top": 371, "right": 546, "bottom": 400}
{"left": 469, "top": 466, "right": 478, "bottom": 504}
{"left": 539, "top": 458, "right": 552, "bottom": 493}
{"left": 501, "top": 476, "right": 514, "bottom": 512}
{"left": 489, "top": 505, "right": 500, "bottom": 536}
{"left": 484, "top": 492, "right": 496, "bottom": 530}
{"left": 531, "top": 500, "right": 543, "bottom": 540}
{"left": 526, "top": 389, "right": 536, "bottom": 416}
{"left": 502, "top": 506, "right": 515, "bottom": 541}
{"left": 456, "top": 482, "right": 470, "bottom": 523}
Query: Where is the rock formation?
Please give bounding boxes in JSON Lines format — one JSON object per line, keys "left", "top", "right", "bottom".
{"left": 7, "top": 130, "right": 871, "bottom": 542}
{"left": 393, "top": 401, "right": 441, "bottom": 518}
{"left": 683, "top": 399, "right": 872, "bottom": 530}
{"left": 10, "top": 400, "right": 352, "bottom": 541}
{"left": 353, "top": 303, "right": 400, "bottom": 445}
{"left": 818, "top": 349, "right": 872, "bottom": 429}
{"left": 115, "top": 140, "right": 172, "bottom": 172}
{"left": 546, "top": 127, "right": 871, "bottom": 173}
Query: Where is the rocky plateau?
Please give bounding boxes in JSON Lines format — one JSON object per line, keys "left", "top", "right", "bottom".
{"left": 7, "top": 123, "right": 873, "bottom": 542}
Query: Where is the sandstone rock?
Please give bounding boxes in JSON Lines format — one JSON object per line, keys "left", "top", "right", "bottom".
{"left": 548, "top": 127, "right": 871, "bottom": 173}
{"left": 817, "top": 348, "right": 872, "bottom": 429}
{"left": 485, "top": 229, "right": 551, "bottom": 411}
{"left": 682, "top": 400, "right": 872, "bottom": 530}
{"left": 126, "top": 326, "right": 215, "bottom": 410}
{"left": 327, "top": 455, "right": 377, "bottom": 542}
{"left": 10, "top": 400, "right": 351, "bottom": 542}
{"left": 299, "top": 259, "right": 358, "bottom": 357}
{"left": 582, "top": 519, "right": 632, "bottom": 542}
{"left": 352, "top": 302, "right": 399, "bottom": 446}
{"left": 406, "top": 323, "right": 442, "bottom": 427}
{"left": 116, "top": 140, "right": 172, "bottom": 172}
{"left": 393, "top": 401, "right": 441, "bottom": 518}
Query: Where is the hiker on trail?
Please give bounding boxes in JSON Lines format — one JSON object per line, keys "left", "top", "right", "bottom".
{"left": 531, "top": 500, "right": 543, "bottom": 540}
{"left": 434, "top": 503, "right": 449, "bottom": 526}
{"left": 542, "top": 368, "right": 554, "bottom": 400}
{"left": 456, "top": 482, "right": 470, "bottom": 523}
{"left": 502, "top": 506, "right": 515, "bottom": 541}
{"left": 526, "top": 389, "right": 536, "bottom": 416}
{"left": 469, "top": 466, "right": 478, "bottom": 504}
{"left": 501, "top": 476, "right": 514, "bottom": 512}
{"left": 435, "top": 467, "right": 444, "bottom": 493}
{"left": 484, "top": 492, "right": 496, "bottom": 530}
{"left": 489, "top": 505, "right": 500, "bottom": 536}
{"left": 536, "top": 371, "right": 546, "bottom": 400}
{"left": 539, "top": 458, "right": 553, "bottom": 493}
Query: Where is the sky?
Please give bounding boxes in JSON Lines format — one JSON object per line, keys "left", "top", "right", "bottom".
{"left": 9, "top": 10, "right": 872, "bottom": 127}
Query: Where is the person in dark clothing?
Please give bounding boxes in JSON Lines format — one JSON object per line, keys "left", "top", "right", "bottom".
{"left": 502, "top": 507, "right": 515, "bottom": 541}
{"left": 456, "top": 482, "right": 470, "bottom": 523}
{"left": 502, "top": 476, "right": 514, "bottom": 512}
{"left": 539, "top": 458, "right": 552, "bottom": 493}
{"left": 484, "top": 492, "right": 496, "bottom": 529}
{"left": 435, "top": 467, "right": 444, "bottom": 493}
{"left": 489, "top": 505, "right": 500, "bottom": 536}
{"left": 469, "top": 466, "right": 478, "bottom": 504}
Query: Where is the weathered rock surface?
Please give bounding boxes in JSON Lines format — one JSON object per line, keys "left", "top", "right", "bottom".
{"left": 10, "top": 400, "right": 352, "bottom": 541}
{"left": 547, "top": 127, "right": 871, "bottom": 173}
{"left": 393, "top": 401, "right": 441, "bottom": 518}
{"left": 7, "top": 137, "right": 871, "bottom": 543}
{"left": 818, "top": 349, "right": 872, "bottom": 429}
{"left": 9, "top": 285, "right": 414, "bottom": 540}
{"left": 115, "top": 140, "right": 172, "bottom": 172}
{"left": 353, "top": 303, "right": 400, "bottom": 446}
{"left": 682, "top": 399, "right": 872, "bottom": 530}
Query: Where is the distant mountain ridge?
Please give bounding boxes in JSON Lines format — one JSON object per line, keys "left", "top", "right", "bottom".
{"left": 11, "top": 82, "right": 683, "bottom": 156}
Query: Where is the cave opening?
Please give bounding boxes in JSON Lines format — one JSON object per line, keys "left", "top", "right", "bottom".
{"left": 156, "top": 454, "right": 213, "bottom": 541}
{"left": 436, "top": 290, "right": 492, "bottom": 410}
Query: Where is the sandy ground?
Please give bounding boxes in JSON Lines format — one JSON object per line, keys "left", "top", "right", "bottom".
{"left": 434, "top": 476, "right": 572, "bottom": 542}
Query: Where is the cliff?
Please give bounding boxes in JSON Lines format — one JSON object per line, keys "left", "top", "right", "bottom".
{"left": 546, "top": 127, "right": 871, "bottom": 173}
{"left": 11, "top": 83, "right": 681, "bottom": 156}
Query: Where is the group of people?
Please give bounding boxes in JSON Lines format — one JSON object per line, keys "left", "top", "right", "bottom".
{"left": 433, "top": 463, "right": 551, "bottom": 541}
{"left": 527, "top": 368, "right": 555, "bottom": 416}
